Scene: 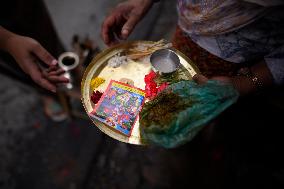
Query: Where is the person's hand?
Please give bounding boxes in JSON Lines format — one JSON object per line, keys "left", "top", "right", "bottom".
{"left": 193, "top": 60, "right": 275, "bottom": 97}
{"left": 5, "top": 34, "right": 68, "bottom": 92}
{"left": 193, "top": 74, "right": 232, "bottom": 85}
{"left": 102, "top": 0, "right": 154, "bottom": 46}
{"left": 193, "top": 74, "right": 256, "bottom": 97}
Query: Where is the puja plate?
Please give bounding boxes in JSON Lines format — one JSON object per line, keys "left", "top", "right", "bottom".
{"left": 81, "top": 41, "right": 199, "bottom": 145}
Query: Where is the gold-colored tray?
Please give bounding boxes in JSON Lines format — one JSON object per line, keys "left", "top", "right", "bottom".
{"left": 81, "top": 41, "right": 199, "bottom": 145}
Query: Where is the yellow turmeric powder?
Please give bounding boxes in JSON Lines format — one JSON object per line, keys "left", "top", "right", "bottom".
{"left": 90, "top": 77, "right": 105, "bottom": 91}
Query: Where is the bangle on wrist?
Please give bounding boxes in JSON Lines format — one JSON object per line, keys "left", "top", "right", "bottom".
{"left": 237, "top": 67, "right": 264, "bottom": 91}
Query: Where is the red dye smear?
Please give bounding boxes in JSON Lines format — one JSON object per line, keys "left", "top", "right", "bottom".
{"left": 144, "top": 71, "right": 168, "bottom": 99}
{"left": 91, "top": 90, "right": 103, "bottom": 104}
{"left": 144, "top": 70, "right": 156, "bottom": 82}
{"left": 33, "top": 122, "right": 41, "bottom": 129}
{"left": 70, "top": 123, "right": 81, "bottom": 138}
{"left": 55, "top": 158, "right": 76, "bottom": 184}
{"left": 157, "top": 82, "right": 169, "bottom": 93}
{"left": 58, "top": 167, "right": 71, "bottom": 178}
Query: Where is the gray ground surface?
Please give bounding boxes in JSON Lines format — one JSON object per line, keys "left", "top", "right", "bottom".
{"left": 45, "top": 0, "right": 177, "bottom": 50}
{"left": 0, "top": 1, "right": 181, "bottom": 189}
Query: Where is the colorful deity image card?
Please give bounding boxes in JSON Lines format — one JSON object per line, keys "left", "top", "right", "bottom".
{"left": 90, "top": 80, "right": 145, "bottom": 136}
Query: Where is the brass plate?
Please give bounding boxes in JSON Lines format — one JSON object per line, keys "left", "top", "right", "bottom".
{"left": 81, "top": 41, "right": 199, "bottom": 145}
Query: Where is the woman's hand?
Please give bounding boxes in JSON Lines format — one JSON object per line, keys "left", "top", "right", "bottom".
{"left": 101, "top": 0, "right": 154, "bottom": 46}
{"left": 0, "top": 28, "right": 68, "bottom": 92}
{"left": 193, "top": 74, "right": 267, "bottom": 97}
{"left": 193, "top": 74, "right": 251, "bottom": 96}
{"left": 193, "top": 74, "right": 232, "bottom": 85}
{"left": 193, "top": 61, "right": 275, "bottom": 97}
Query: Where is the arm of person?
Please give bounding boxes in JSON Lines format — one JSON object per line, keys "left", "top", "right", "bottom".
{"left": 231, "top": 60, "right": 275, "bottom": 96}
{"left": 101, "top": 0, "right": 159, "bottom": 46}
{"left": 0, "top": 26, "right": 68, "bottom": 92}
{"left": 233, "top": 46, "right": 284, "bottom": 96}
{"left": 193, "top": 58, "right": 279, "bottom": 97}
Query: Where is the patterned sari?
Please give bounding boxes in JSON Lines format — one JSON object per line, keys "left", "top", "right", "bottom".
{"left": 172, "top": 26, "right": 241, "bottom": 77}
{"left": 173, "top": 0, "right": 284, "bottom": 82}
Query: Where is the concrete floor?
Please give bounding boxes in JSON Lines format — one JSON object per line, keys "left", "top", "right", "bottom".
{"left": 44, "top": 0, "right": 177, "bottom": 50}
{"left": 0, "top": 1, "right": 179, "bottom": 189}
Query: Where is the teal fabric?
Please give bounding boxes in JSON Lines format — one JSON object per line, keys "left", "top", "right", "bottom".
{"left": 140, "top": 80, "right": 239, "bottom": 148}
